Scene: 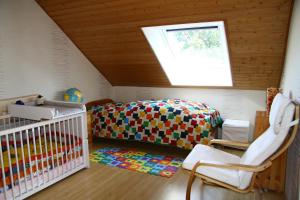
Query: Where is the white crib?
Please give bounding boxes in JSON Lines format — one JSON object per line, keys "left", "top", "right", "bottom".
{"left": 0, "top": 96, "right": 89, "bottom": 200}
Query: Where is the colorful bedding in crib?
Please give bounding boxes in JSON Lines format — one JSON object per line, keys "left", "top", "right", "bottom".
{"left": 91, "top": 99, "right": 222, "bottom": 149}
{"left": 0, "top": 132, "right": 82, "bottom": 190}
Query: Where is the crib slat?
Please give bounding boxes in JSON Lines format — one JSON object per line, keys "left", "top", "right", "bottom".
{"left": 62, "top": 121, "right": 69, "bottom": 172}
{"left": 19, "top": 130, "right": 28, "bottom": 193}
{"left": 37, "top": 126, "right": 45, "bottom": 185}
{"left": 13, "top": 117, "right": 17, "bottom": 127}
{"left": 43, "top": 125, "right": 50, "bottom": 182}
{"left": 53, "top": 122, "right": 60, "bottom": 176}
{"left": 12, "top": 132, "right": 22, "bottom": 197}
{"left": 31, "top": 128, "right": 40, "bottom": 187}
{"left": 79, "top": 116, "right": 84, "bottom": 166}
{"left": 72, "top": 118, "right": 77, "bottom": 167}
{"left": 0, "top": 136, "right": 8, "bottom": 200}
{"left": 75, "top": 118, "right": 80, "bottom": 165}
{"left": 6, "top": 134, "right": 16, "bottom": 199}
{"left": 3, "top": 118, "right": 6, "bottom": 130}
{"left": 67, "top": 119, "right": 74, "bottom": 170}
{"left": 48, "top": 124, "right": 55, "bottom": 179}
{"left": 7, "top": 118, "right": 11, "bottom": 128}
{"left": 58, "top": 122, "right": 64, "bottom": 175}
{"left": 76, "top": 117, "right": 81, "bottom": 165}
{"left": 71, "top": 118, "right": 77, "bottom": 168}
{"left": 25, "top": 129, "right": 34, "bottom": 191}
{"left": 80, "top": 116, "right": 85, "bottom": 166}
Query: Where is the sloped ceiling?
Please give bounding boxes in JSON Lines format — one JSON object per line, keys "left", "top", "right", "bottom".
{"left": 37, "top": 0, "right": 293, "bottom": 90}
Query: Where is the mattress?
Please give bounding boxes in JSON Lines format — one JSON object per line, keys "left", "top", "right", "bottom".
{"left": 0, "top": 132, "right": 82, "bottom": 190}
{"left": 92, "top": 99, "right": 222, "bottom": 149}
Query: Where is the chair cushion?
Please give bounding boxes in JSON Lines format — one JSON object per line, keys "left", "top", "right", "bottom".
{"left": 269, "top": 93, "right": 292, "bottom": 134}
{"left": 182, "top": 144, "right": 241, "bottom": 188}
{"left": 182, "top": 94, "right": 296, "bottom": 191}
{"left": 239, "top": 102, "right": 295, "bottom": 189}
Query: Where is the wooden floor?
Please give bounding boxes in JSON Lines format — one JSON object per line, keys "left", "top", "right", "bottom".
{"left": 29, "top": 140, "right": 284, "bottom": 200}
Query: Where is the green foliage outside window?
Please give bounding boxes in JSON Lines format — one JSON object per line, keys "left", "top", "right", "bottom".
{"left": 174, "top": 29, "right": 221, "bottom": 50}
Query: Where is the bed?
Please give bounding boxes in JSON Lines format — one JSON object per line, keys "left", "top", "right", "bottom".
{"left": 89, "top": 99, "right": 223, "bottom": 149}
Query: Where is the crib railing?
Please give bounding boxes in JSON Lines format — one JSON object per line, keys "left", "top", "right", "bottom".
{"left": 0, "top": 113, "right": 89, "bottom": 200}
{"left": 0, "top": 115, "right": 36, "bottom": 131}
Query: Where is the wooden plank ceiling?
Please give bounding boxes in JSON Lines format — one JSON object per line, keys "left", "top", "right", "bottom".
{"left": 37, "top": 0, "right": 293, "bottom": 90}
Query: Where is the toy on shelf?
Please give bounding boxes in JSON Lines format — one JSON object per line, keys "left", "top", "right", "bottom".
{"left": 9, "top": 98, "right": 86, "bottom": 121}
{"left": 15, "top": 100, "right": 25, "bottom": 105}
{"left": 36, "top": 95, "right": 45, "bottom": 106}
{"left": 64, "top": 88, "right": 83, "bottom": 103}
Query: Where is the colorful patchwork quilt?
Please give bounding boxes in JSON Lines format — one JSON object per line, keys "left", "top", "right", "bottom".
{"left": 91, "top": 99, "right": 223, "bottom": 149}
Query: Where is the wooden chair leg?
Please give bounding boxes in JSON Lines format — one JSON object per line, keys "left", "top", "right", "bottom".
{"left": 186, "top": 174, "right": 195, "bottom": 200}
{"left": 186, "top": 162, "right": 201, "bottom": 200}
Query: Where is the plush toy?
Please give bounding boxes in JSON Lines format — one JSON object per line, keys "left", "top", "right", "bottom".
{"left": 36, "top": 95, "right": 45, "bottom": 106}
{"left": 15, "top": 100, "right": 25, "bottom": 105}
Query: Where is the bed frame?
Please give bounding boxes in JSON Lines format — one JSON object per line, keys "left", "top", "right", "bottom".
{"left": 86, "top": 99, "right": 113, "bottom": 144}
{"left": 0, "top": 95, "right": 89, "bottom": 200}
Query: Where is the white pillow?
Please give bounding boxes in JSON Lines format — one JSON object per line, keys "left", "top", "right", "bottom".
{"left": 269, "top": 93, "right": 292, "bottom": 134}
{"left": 239, "top": 103, "right": 295, "bottom": 189}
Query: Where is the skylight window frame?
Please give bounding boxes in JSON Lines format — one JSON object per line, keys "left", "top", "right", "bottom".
{"left": 142, "top": 21, "right": 233, "bottom": 87}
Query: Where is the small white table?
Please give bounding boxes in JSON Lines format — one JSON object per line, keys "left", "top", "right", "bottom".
{"left": 222, "top": 119, "right": 250, "bottom": 142}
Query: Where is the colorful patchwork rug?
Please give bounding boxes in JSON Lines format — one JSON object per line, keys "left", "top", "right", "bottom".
{"left": 89, "top": 147, "right": 183, "bottom": 178}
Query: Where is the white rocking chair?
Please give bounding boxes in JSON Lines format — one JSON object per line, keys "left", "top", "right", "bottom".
{"left": 183, "top": 93, "right": 299, "bottom": 200}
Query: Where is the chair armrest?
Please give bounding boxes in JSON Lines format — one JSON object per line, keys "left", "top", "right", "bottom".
{"left": 209, "top": 139, "right": 250, "bottom": 149}
{"left": 192, "top": 160, "right": 272, "bottom": 173}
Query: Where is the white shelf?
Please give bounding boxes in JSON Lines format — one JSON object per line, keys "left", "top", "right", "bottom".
{"left": 8, "top": 100, "right": 86, "bottom": 121}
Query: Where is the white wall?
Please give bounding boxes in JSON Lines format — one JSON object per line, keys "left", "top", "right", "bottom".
{"left": 281, "top": 0, "right": 300, "bottom": 103}
{"left": 0, "top": 0, "right": 112, "bottom": 102}
{"left": 112, "top": 86, "right": 266, "bottom": 139}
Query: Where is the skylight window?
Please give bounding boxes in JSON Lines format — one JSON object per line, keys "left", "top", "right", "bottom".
{"left": 142, "top": 21, "right": 233, "bottom": 86}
